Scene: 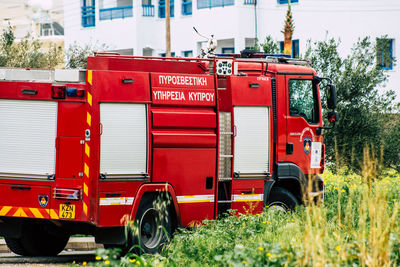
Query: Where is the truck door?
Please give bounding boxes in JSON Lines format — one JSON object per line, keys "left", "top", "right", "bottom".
{"left": 95, "top": 70, "right": 151, "bottom": 227}
{"left": 285, "top": 75, "right": 323, "bottom": 173}
{"left": 224, "top": 75, "right": 273, "bottom": 215}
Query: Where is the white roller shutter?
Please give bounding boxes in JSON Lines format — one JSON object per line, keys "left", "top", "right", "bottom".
{"left": 233, "top": 106, "right": 270, "bottom": 174}
{"left": 100, "top": 103, "right": 147, "bottom": 176}
{"left": 0, "top": 100, "right": 57, "bottom": 176}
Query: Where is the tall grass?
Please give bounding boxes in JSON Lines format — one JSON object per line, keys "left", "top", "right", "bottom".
{"left": 301, "top": 170, "right": 399, "bottom": 267}
{"left": 92, "top": 166, "right": 400, "bottom": 266}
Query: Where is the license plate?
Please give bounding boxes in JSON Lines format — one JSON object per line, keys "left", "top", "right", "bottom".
{"left": 59, "top": 204, "right": 75, "bottom": 219}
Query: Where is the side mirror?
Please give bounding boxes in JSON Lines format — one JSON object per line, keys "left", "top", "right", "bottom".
{"left": 327, "top": 111, "right": 338, "bottom": 123}
{"left": 317, "top": 111, "right": 338, "bottom": 135}
{"left": 327, "top": 84, "right": 337, "bottom": 110}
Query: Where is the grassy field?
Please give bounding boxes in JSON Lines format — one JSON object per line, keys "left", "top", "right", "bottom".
{"left": 92, "top": 168, "right": 400, "bottom": 266}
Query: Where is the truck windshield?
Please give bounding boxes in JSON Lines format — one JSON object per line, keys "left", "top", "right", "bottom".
{"left": 288, "top": 79, "right": 319, "bottom": 124}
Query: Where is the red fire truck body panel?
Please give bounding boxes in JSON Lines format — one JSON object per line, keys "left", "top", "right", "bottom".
{"left": 0, "top": 54, "right": 332, "bottom": 254}
{"left": 229, "top": 76, "right": 271, "bottom": 106}
{"left": 98, "top": 182, "right": 141, "bottom": 227}
{"left": 152, "top": 148, "right": 216, "bottom": 226}
{"left": 0, "top": 81, "right": 86, "bottom": 102}
{"left": 96, "top": 71, "right": 151, "bottom": 103}
{"left": 152, "top": 107, "right": 216, "bottom": 129}
{"left": 87, "top": 56, "right": 210, "bottom": 75}
{"left": 0, "top": 184, "right": 51, "bottom": 219}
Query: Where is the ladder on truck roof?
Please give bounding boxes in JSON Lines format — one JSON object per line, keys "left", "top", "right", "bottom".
{"left": 0, "top": 68, "right": 86, "bottom": 83}
{"left": 235, "top": 56, "right": 311, "bottom": 66}
{"left": 94, "top": 52, "right": 311, "bottom": 66}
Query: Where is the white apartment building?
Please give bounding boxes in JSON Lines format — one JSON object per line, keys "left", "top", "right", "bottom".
{"left": 0, "top": 0, "right": 64, "bottom": 48}
{"left": 63, "top": 0, "right": 399, "bottom": 94}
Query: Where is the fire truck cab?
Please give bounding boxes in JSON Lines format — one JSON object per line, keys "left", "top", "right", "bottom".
{"left": 0, "top": 53, "right": 337, "bottom": 255}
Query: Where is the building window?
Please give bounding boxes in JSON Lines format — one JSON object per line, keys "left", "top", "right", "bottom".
{"left": 183, "top": 50, "right": 193, "bottom": 57}
{"left": 159, "top": 0, "right": 174, "bottom": 18}
{"left": 40, "top": 22, "right": 64, "bottom": 36}
{"left": 197, "top": 0, "right": 234, "bottom": 9}
{"left": 222, "top": 47, "right": 234, "bottom": 54}
{"left": 142, "top": 0, "right": 155, "bottom": 16}
{"left": 279, "top": 39, "right": 299, "bottom": 58}
{"left": 377, "top": 38, "right": 394, "bottom": 70}
{"left": 182, "top": 0, "right": 192, "bottom": 15}
{"left": 160, "top": 52, "right": 176, "bottom": 57}
{"left": 82, "top": 0, "right": 96, "bottom": 27}
{"left": 292, "top": 39, "right": 299, "bottom": 58}
{"left": 278, "top": 0, "right": 298, "bottom": 4}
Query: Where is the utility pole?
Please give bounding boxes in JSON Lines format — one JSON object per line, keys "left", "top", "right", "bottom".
{"left": 166, "top": 0, "right": 171, "bottom": 57}
{"left": 254, "top": 0, "right": 257, "bottom": 42}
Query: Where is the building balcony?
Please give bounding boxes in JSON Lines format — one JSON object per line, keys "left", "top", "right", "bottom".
{"left": 244, "top": 0, "right": 256, "bottom": 4}
{"left": 142, "top": 5, "right": 155, "bottom": 17}
{"left": 197, "top": 0, "right": 234, "bottom": 9}
{"left": 99, "top": 5, "right": 133, "bottom": 21}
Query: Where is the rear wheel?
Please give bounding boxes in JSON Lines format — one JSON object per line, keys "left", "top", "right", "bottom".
{"left": 267, "top": 187, "right": 299, "bottom": 212}
{"left": 5, "top": 237, "right": 29, "bottom": 256}
{"left": 132, "top": 195, "right": 172, "bottom": 254}
{"left": 6, "top": 222, "right": 70, "bottom": 256}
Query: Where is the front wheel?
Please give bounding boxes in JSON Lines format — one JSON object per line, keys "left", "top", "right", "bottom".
{"left": 267, "top": 187, "right": 299, "bottom": 212}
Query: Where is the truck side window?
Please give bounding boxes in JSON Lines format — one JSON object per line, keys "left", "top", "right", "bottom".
{"left": 288, "top": 79, "right": 319, "bottom": 124}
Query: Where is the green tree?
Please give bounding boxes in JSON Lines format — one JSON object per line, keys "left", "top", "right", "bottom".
{"left": 282, "top": 1, "right": 295, "bottom": 55}
{"left": 254, "top": 36, "right": 280, "bottom": 54}
{"left": 65, "top": 41, "right": 108, "bottom": 69}
{"left": 304, "top": 36, "right": 398, "bottom": 172}
{"left": 0, "top": 26, "right": 63, "bottom": 68}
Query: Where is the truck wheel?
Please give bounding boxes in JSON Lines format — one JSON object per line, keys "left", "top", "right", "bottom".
{"left": 4, "top": 237, "right": 29, "bottom": 256}
{"left": 267, "top": 187, "right": 299, "bottom": 211}
{"left": 19, "top": 222, "right": 69, "bottom": 256}
{"left": 132, "top": 195, "right": 172, "bottom": 254}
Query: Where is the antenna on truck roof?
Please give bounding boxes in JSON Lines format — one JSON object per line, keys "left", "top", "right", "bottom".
{"left": 193, "top": 27, "right": 217, "bottom": 58}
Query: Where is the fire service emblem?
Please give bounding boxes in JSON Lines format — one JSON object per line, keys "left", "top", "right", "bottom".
{"left": 303, "top": 137, "right": 312, "bottom": 155}
{"left": 38, "top": 195, "right": 49, "bottom": 208}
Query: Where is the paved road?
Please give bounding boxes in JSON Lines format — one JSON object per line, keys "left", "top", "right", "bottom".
{"left": 0, "top": 250, "right": 96, "bottom": 266}
{"left": 0, "top": 237, "right": 102, "bottom": 266}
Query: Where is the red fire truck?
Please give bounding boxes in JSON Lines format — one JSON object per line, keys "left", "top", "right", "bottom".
{"left": 0, "top": 52, "right": 337, "bottom": 256}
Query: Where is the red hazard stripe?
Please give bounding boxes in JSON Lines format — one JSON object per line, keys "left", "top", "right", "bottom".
{"left": 0, "top": 205, "right": 55, "bottom": 219}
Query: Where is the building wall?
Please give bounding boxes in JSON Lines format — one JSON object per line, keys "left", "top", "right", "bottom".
{"left": 63, "top": 0, "right": 258, "bottom": 55}
{"left": 63, "top": 0, "right": 399, "bottom": 96}
{"left": 257, "top": 0, "right": 400, "bottom": 94}
{"left": 0, "top": 0, "right": 64, "bottom": 45}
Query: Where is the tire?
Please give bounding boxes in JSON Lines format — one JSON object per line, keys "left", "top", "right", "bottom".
{"left": 132, "top": 195, "right": 172, "bottom": 254}
{"left": 5, "top": 237, "right": 29, "bottom": 256}
{"left": 8, "top": 222, "right": 70, "bottom": 256}
{"left": 267, "top": 187, "right": 299, "bottom": 212}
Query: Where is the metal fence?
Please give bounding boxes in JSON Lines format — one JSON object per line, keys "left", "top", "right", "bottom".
{"left": 244, "top": 0, "right": 256, "bottom": 5}
{"left": 197, "top": 0, "right": 234, "bottom": 9}
{"left": 99, "top": 5, "right": 133, "bottom": 20}
{"left": 142, "top": 5, "right": 155, "bottom": 16}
